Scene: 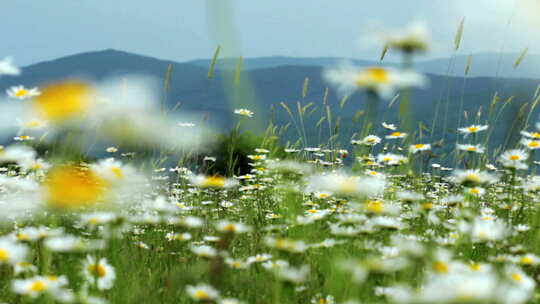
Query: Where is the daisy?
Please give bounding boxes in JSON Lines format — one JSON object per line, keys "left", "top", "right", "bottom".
{"left": 467, "top": 187, "right": 486, "bottom": 197}
{"left": 499, "top": 149, "right": 528, "bottom": 169}
{"left": 190, "top": 175, "right": 238, "bottom": 189}
{"left": 458, "top": 125, "right": 488, "bottom": 135}
{"left": 521, "top": 130, "right": 540, "bottom": 139}
{"left": 44, "top": 165, "right": 109, "bottom": 209}
{"left": 215, "top": 221, "right": 252, "bottom": 234}
{"left": 307, "top": 173, "right": 385, "bottom": 197}
{"left": 165, "top": 232, "right": 192, "bottom": 241}
{"left": 0, "top": 238, "right": 29, "bottom": 265}
{"left": 265, "top": 237, "right": 308, "bottom": 253}
{"left": 234, "top": 108, "right": 253, "bottom": 118}
{"left": 186, "top": 284, "right": 220, "bottom": 301}
{"left": 470, "top": 216, "right": 507, "bottom": 242}
{"left": 90, "top": 158, "right": 135, "bottom": 184}
{"left": 323, "top": 63, "right": 427, "bottom": 98}
{"left": 352, "top": 135, "right": 381, "bottom": 146}
{"left": 80, "top": 212, "right": 118, "bottom": 226}
{"left": 383, "top": 21, "right": 430, "bottom": 54}
{"left": 382, "top": 122, "right": 397, "bottom": 130}
{"left": 14, "top": 135, "right": 34, "bottom": 141}
{"left": 31, "top": 81, "right": 93, "bottom": 123}
{"left": 457, "top": 144, "right": 485, "bottom": 153}
{"left": 377, "top": 153, "right": 408, "bottom": 166}
{"left": 385, "top": 131, "right": 407, "bottom": 139}
{"left": 190, "top": 245, "right": 217, "bottom": 258}
{"left": 12, "top": 275, "right": 68, "bottom": 299}
{"left": 452, "top": 169, "right": 498, "bottom": 186}
{"left": 409, "top": 143, "right": 431, "bottom": 153}
{"left": 82, "top": 255, "right": 116, "bottom": 290}
{"left": 6, "top": 85, "right": 41, "bottom": 100}
{"left": 521, "top": 138, "right": 540, "bottom": 150}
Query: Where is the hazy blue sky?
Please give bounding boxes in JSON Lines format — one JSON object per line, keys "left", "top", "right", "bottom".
{"left": 4, "top": 0, "right": 537, "bottom": 65}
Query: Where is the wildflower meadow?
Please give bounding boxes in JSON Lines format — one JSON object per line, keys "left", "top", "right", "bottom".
{"left": 2, "top": 11, "right": 540, "bottom": 304}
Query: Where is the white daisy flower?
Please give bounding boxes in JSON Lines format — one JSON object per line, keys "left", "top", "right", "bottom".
{"left": 6, "top": 85, "right": 41, "bottom": 100}
{"left": 186, "top": 284, "right": 220, "bottom": 301}
{"left": 82, "top": 255, "right": 116, "bottom": 290}
{"left": 323, "top": 63, "right": 427, "bottom": 99}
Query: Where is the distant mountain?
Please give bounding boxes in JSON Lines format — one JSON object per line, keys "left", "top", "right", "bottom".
{"left": 188, "top": 52, "right": 540, "bottom": 79}
{"left": 187, "top": 56, "right": 389, "bottom": 71}
{"left": 1, "top": 49, "right": 539, "bottom": 156}
{"left": 417, "top": 53, "right": 540, "bottom": 79}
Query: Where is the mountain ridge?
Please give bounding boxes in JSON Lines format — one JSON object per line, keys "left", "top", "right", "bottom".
{"left": 1, "top": 49, "right": 539, "bottom": 153}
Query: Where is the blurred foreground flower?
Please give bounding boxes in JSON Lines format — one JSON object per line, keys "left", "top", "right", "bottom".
{"left": 384, "top": 21, "right": 430, "bottom": 54}
{"left": 0, "top": 77, "right": 212, "bottom": 152}
{"left": 190, "top": 174, "right": 238, "bottom": 189}
{"left": 307, "top": 173, "right": 385, "bottom": 197}
{"left": 0, "top": 57, "right": 20, "bottom": 76}
{"left": 323, "top": 64, "right": 427, "bottom": 99}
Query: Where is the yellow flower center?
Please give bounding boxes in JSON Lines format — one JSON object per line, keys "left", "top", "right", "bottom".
{"left": 318, "top": 193, "right": 330, "bottom": 199}
{"left": 433, "top": 261, "right": 449, "bottom": 273}
{"left": 468, "top": 127, "right": 478, "bottom": 132}
{"left": 466, "top": 174, "right": 480, "bottom": 183}
{"left": 414, "top": 144, "right": 425, "bottom": 149}
{"left": 16, "top": 233, "right": 30, "bottom": 241}
{"left": 365, "top": 200, "right": 384, "bottom": 213}
{"left": 390, "top": 132, "right": 402, "bottom": 137}
{"left": 0, "top": 248, "right": 9, "bottom": 262}
{"left": 31, "top": 163, "right": 43, "bottom": 170}
{"left": 202, "top": 176, "right": 226, "bottom": 188}
{"left": 110, "top": 167, "right": 124, "bottom": 179}
{"left": 15, "top": 89, "right": 28, "bottom": 97}
{"left": 510, "top": 155, "right": 520, "bottom": 161}
{"left": 512, "top": 273, "right": 522, "bottom": 282}
{"left": 521, "top": 257, "right": 534, "bottom": 265}
{"left": 30, "top": 281, "right": 47, "bottom": 292}
{"left": 422, "top": 202, "right": 433, "bottom": 210}
{"left": 223, "top": 223, "right": 236, "bottom": 232}
{"left": 467, "top": 147, "right": 477, "bottom": 151}
{"left": 88, "top": 264, "right": 107, "bottom": 278}
{"left": 469, "top": 263, "right": 481, "bottom": 271}
{"left": 194, "top": 290, "right": 210, "bottom": 300}
{"left": 33, "top": 82, "right": 91, "bottom": 122}
{"left": 529, "top": 141, "right": 539, "bottom": 148}
{"left": 45, "top": 166, "right": 107, "bottom": 209}
{"left": 366, "top": 67, "right": 390, "bottom": 83}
